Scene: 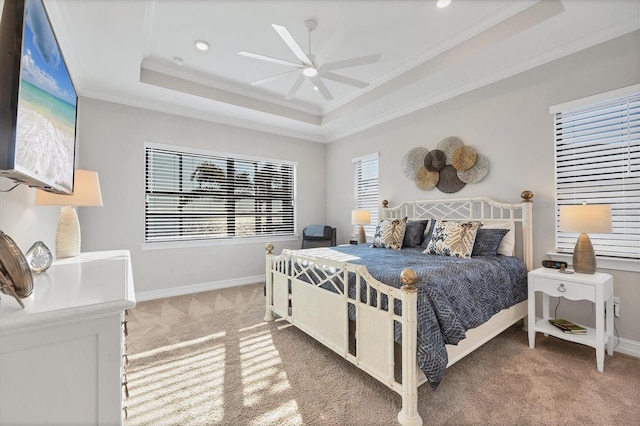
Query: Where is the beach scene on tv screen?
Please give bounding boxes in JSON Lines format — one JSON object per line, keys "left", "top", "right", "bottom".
{"left": 16, "top": 0, "right": 76, "bottom": 193}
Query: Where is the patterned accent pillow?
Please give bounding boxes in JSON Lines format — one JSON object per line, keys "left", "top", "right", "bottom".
{"left": 371, "top": 217, "right": 407, "bottom": 249}
{"left": 402, "top": 220, "right": 429, "bottom": 248}
{"left": 424, "top": 220, "right": 480, "bottom": 258}
{"left": 471, "top": 228, "right": 509, "bottom": 257}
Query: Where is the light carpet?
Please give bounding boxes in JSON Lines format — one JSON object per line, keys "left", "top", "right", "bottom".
{"left": 124, "top": 283, "right": 640, "bottom": 425}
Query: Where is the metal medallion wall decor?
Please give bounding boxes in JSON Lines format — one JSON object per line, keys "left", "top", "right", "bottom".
{"left": 402, "top": 137, "right": 490, "bottom": 193}
{"left": 401, "top": 147, "right": 429, "bottom": 180}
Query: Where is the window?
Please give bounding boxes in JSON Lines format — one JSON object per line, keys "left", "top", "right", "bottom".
{"left": 145, "top": 143, "right": 296, "bottom": 243}
{"left": 353, "top": 153, "right": 379, "bottom": 236}
{"left": 552, "top": 86, "right": 639, "bottom": 260}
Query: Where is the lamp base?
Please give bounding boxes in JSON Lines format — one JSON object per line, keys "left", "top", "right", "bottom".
{"left": 358, "top": 225, "right": 366, "bottom": 245}
{"left": 56, "top": 206, "right": 81, "bottom": 258}
{"left": 573, "top": 233, "right": 596, "bottom": 274}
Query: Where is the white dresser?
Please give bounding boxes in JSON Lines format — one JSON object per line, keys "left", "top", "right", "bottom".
{"left": 0, "top": 250, "right": 136, "bottom": 425}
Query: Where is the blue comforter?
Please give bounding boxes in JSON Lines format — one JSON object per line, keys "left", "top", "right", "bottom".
{"left": 294, "top": 245, "right": 528, "bottom": 389}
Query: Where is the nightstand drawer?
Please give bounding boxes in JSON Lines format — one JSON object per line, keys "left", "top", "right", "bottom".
{"left": 532, "top": 277, "right": 595, "bottom": 301}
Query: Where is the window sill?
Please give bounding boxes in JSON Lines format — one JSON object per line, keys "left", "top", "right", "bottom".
{"left": 546, "top": 252, "right": 639, "bottom": 273}
{"left": 141, "top": 235, "right": 298, "bottom": 251}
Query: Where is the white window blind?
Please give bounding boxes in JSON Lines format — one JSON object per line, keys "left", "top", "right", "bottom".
{"left": 353, "top": 153, "right": 379, "bottom": 236}
{"left": 553, "top": 91, "right": 640, "bottom": 259}
{"left": 145, "top": 143, "right": 296, "bottom": 243}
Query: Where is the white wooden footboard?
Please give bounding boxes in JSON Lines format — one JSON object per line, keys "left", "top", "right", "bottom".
{"left": 264, "top": 244, "right": 423, "bottom": 425}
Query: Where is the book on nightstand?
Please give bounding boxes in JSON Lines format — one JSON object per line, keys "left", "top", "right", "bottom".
{"left": 549, "top": 319, "right": 587, "bottom": 334}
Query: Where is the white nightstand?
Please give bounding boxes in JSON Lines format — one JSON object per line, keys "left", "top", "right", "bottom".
{"left": 527, "top": 267, "right": 614, "bottom": 372}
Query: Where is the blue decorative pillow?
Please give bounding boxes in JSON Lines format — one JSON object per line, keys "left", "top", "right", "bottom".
{"left": 402, "top": 220, "right": 429, "bottom": 248}
{"left": 472, "top": 228, "right": 509, "bottom": 257}
{"left": 420, "top": 219, "right": 436, "bottom": 249}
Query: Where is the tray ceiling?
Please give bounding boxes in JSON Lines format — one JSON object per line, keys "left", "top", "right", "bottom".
{"left": 42, "top": 0, "right": 640, "bottom": 142}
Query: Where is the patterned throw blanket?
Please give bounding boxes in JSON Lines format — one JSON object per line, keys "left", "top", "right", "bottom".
{"left": 294, "top": 245, "right": 528, "bottom": 389}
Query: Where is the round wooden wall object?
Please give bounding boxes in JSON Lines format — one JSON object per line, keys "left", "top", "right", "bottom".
{"left": 436, "top": 136, "right": 464, "bottom": 165}
{"left": 436, "top": 165, "right": 466, "bottom": 193}
{"left": 402, "top": 147, "right": 428, "bottom": 179}
{"left": 415, "top": 166, "right": 439, "bottom": 190}
{"left": 424, "top": 149, "right": 446, "bottom": 172}
{"left": 452, "top": 146, "right": 477, "bottom": 171}
{"left": 457, "top": 154, "right": 490, "bottom": 183}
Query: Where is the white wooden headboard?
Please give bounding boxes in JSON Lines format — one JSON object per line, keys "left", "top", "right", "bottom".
{"left": 380, "top": 191, "right": 534, "bottom": 270}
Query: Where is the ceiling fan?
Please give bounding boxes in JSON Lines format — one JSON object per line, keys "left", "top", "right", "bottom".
{"left": 238, "top": 19, "right": 381, "bottom": 101}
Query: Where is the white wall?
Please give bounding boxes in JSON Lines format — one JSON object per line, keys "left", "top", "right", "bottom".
{"left": 325, "top": 31, "right": 640, "bottom": 343}
{"left": 0, "top": 184, "right": 58, "bottom": 252}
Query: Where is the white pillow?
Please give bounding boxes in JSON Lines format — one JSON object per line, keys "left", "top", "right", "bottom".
{"left": 482, "top": 221, "right": 515, "bottom": 256}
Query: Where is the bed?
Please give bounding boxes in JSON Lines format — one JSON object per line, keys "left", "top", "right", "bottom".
{"left": 264, "top": 192, "right": 533, "bottom": 425}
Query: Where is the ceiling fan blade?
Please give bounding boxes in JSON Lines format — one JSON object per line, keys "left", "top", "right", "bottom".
{"left": 238, "top": 51, "right": 302, "bottom": 68}
{"left": 310, "top": 76, "right": 334, "bottom": 101}
{"left": 320, "top": 54, "right": 381, "bottom": 72}
{"left": 314, "top": 24, "right": 347, "bottom": 66}
{"left": 272, "top": 24, "right": 313, "bottom": 66}
{"left": 251, "top": 69, "right": 300, "bottom": 86}
{"left": 285, "top": 74, "right": 306, "bottom": 100}
{"left": 320, "top": 72, "right": 369, "bottom": 88}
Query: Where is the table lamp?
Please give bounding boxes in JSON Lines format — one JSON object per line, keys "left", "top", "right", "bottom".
{"left": 559, "top": 204, "right": 611, "bottom": 274}
{"left": 351, "top": 209, "right": 371, "bottom": 245}
{"left": 35, "top": 169, "right": 103, "bottom": 258}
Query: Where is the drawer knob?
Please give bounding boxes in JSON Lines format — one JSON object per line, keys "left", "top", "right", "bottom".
{"left": 558, "top": 283, "right": 566, "bottom": 293}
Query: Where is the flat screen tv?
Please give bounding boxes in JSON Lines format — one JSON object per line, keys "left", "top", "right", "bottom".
{"left": 0, "top": 0, "right": 77, "bottom": 194}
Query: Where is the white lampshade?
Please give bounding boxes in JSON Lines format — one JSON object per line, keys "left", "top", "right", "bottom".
{"left": 35, "top": 169, "right": 103, "bottom": 207}
{"left": 559, "top": 205, "right": 612, "bottom": 234}
{"left": 559, "top": 204, "right": 611, "bottom": 274}
{"left": 351, "top": 209, "right": 371, "bottom": 226}
{"left": 35, "top": 170, "right": 103, "bottom": 258}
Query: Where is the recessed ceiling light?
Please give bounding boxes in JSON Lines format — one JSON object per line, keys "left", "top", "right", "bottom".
{"left": 194, "top": 40, "right": 210, "bottom": 51}
{"left": 436, "top": 0, "right": 452, "bottom": 8}
{"left": 313, "top": 86, "right": 319, "bottom": 91}
{"left": 172, "top": 57, "right": 184, "bottom": 65}
{"left": 302, "top": 66, "right": 318, "bottom": 77}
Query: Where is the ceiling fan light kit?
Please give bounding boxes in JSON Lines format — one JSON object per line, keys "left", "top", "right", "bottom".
{"left": 302, "top": 66, "right": 318, "bottom": 77}
{"left": 238, "top": 19, "right": 381, "bottom": 101}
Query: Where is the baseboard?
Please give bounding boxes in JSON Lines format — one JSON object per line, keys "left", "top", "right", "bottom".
{"left": 135, "top": 275, "right": 264, "bottom": 302}
{"left": 615, "top": 336, "right": 640, "bottom": 358}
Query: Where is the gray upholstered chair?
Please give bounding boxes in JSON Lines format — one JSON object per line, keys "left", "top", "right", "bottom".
{"left": 301, "top": 225, "right": 336, "bottom": 248}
